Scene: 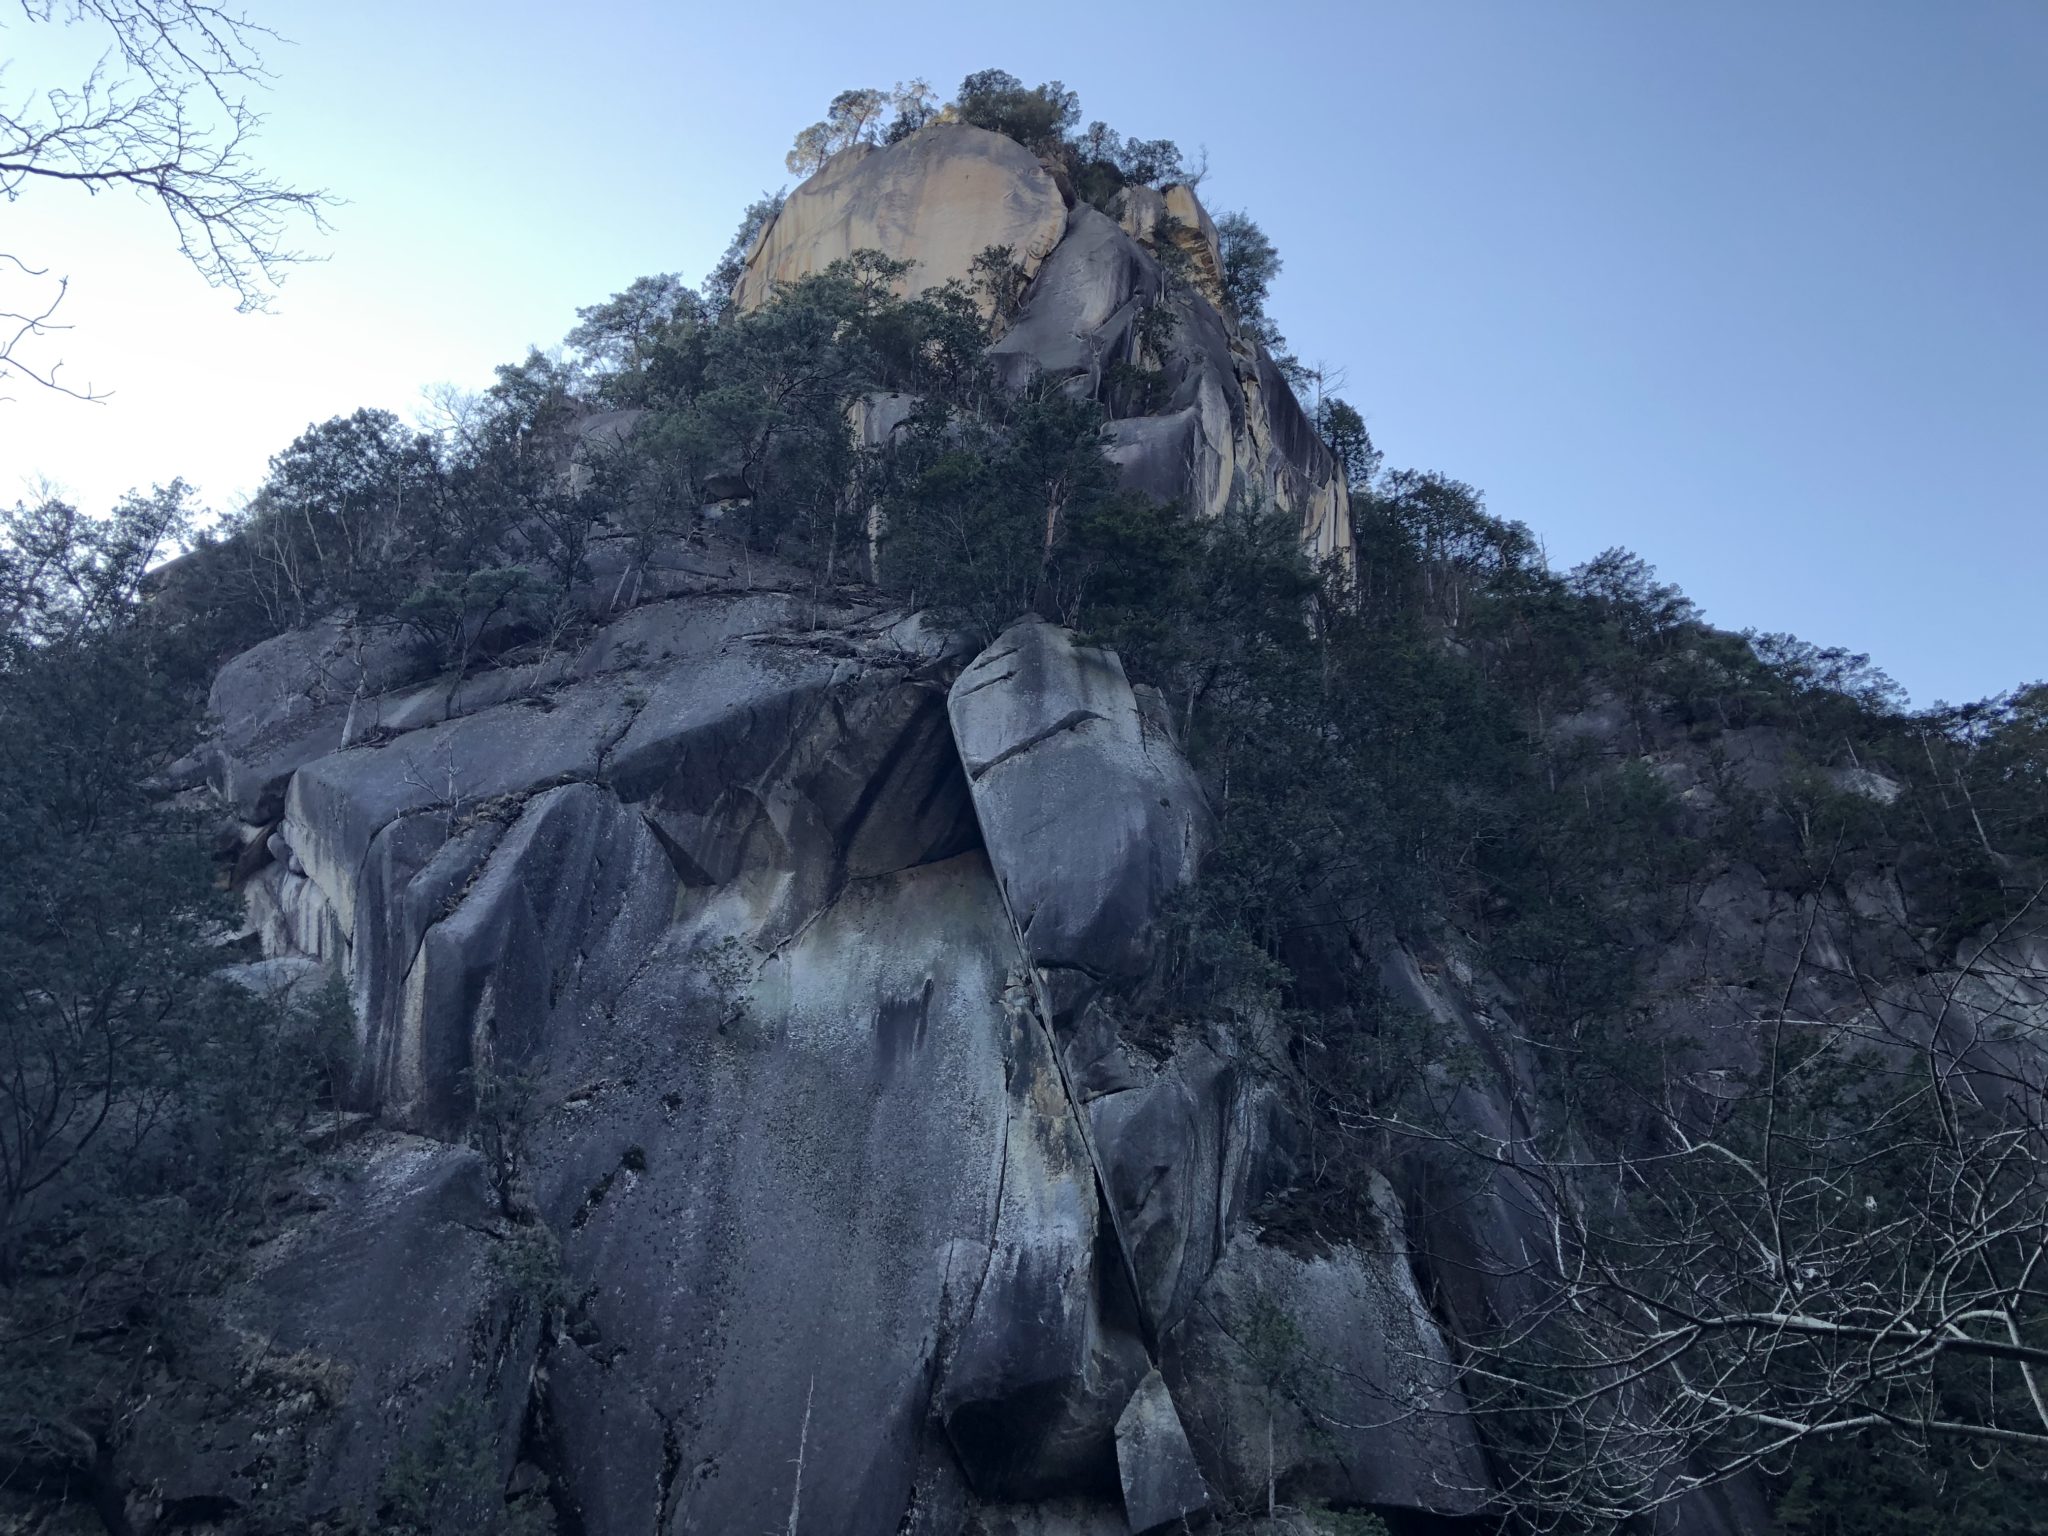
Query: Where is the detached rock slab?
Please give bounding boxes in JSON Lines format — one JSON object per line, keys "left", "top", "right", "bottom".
{"left": 1115, "top": 1370, "right": 1210, "bottom": 1534}
{"left": 947, "top": 620, "right": 1207, "bottom": 984}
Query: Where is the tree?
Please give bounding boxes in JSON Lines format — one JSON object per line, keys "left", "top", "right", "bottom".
{"left": 1216, "top": 210, "right": 1284, "bottom": 346}
{"left": 226, "top": 407, "right": 443, "bottom": 628}
{"left": 784, "top": 86, "right": 891, "bottom": 175}
{"left": 1, "top": 0, "right": 331, "bottom": 398}
{"left": 1376, "top": 882, "right": 2048, "bottom": 1526}
{"left": 1315, "top": 396, "right": 1380, "bottom": 489}
{"left": 701, "top": 190, "right": 786, "bottom": 316}
{"left": 0, "top": 483, "right": 331, "bottom": 1517}
{"left": 1070, "top": 120, "right": 1190, "bottom": 197}
{"left": 878, "top": 387, "right": 1134, "bottom": 642}
{"left": 951, "top": 69, "right": 1079, "bottom": 155}
{"left": 565, "top": 272, "right": 706, "bottom": 390}
{"left": 881, "top": 78, "right": 938, "bottom": 143}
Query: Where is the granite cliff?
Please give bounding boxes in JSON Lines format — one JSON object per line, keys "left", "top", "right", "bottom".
{"left": 10, "top": 96, "right": 2043, "bottom": 1536}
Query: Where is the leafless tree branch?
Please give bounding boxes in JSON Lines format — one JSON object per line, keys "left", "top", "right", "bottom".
{"left": 0, "top": 0, "right": 333, "bottom": 394}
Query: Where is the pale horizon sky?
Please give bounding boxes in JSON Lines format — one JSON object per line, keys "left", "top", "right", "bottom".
{"left": 3, "top": 1, "right": 2041, "bottom": 706}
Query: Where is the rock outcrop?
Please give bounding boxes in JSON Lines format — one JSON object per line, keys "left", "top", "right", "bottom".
{"left": 130, "top": 1133, "right": 539, "bottom": 1525}
{"left": 735, "top": 125, "right": 1353, "bottom": 562}
{"left": 948, "top": 619, "right": 1207, "bottom": 989}
{"left": 1113, "top": 1370, "right": 1209, "bottom": 1533}
{"left": 192, "top": 511, "right": 1486, "bottom": 1532}
{"left": 732, "top": 125, "right": 1068, "bottom": 316}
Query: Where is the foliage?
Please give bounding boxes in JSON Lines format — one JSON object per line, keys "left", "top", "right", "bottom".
{"left": 785, "top": 87, "right": 890, "bottom": 174}
{"left": 786, "top": 82, "right": 945, "bottom": 172}
{"left": 16, "top": 129, "right": 2036, "bottom": 1530}
{"left": 220, "top": 407, "right": 444, "bottom": 629}
{"left": 877, "top": 387, "right": 1145, "bottom": 642}
{"left": 969, "top": 242, "right": 1028, "bottom": 321}
{"left": 565, "top": 272, "right": 706, "bottom": 392}
{"left": 951, "top": 68, "right": 1081, "bottom": 154}
{"left": 880, "top": 79, "right": 940, "bottom": 144}
{"left": 1072, "top": 118, "right": 1192, "bottom": 199}
{"left": 1314, "top": 397, "right": 1381, "bottom": 489}
{"left": 1217, "top": 210, "right": 1286, "bottom": 347}
{"left": 0, "top": 484, "right": 333, "bottom": 1517}
{"left": 1769, "top": 1429, "right": 2046, "bottom": 1536}
{"left": 784, "top": 69, "right": 1196, "bottom": 218}
{"left": 701, "top": 190, "right": 788, "bottom": 318}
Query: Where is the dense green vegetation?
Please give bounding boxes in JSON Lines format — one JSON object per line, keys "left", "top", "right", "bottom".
{"left": 3, "top": 66, "right": 2044, "bottom": 1534}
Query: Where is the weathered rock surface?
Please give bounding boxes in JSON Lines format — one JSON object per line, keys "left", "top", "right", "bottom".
{"left": 110, "top": 97, "right": 1904, "bottom": 1536}
{"left": 1080, "top": 1028, "right": 1287, "bottom": 1334}
{"left": 186, "top": 493, "right": 1831, "bottom": 1533}
{"left": 206, "top": 615, "right": 422, "bottom": 820}
{"left": 733, "top": 125, "right": 1067, "bottom": 314}
{"left": 1164, "top": 1212, "right": 1491, "bottom": 1519}
{"left": 1112, "top": 183, "right": 1225, "bottom": 309}
{"left": 539, "top": 852, "right": 1021, "bottom": 1534}
{"left": 948, "top": 619, "right": 1206, "bottom": 989}
{"left": 130, "top": 1133, "right": 535, "bottom": 1524}
{"left": 1113, "top": 1369, "right": 1210, "bottom": 1533}
{"left": 989, "top": 205, "right": 1156, "bottom": 394}
{"left": 737, "top": 125, "right": 1353, "bottom": 560}
{"left": 199, "top": 543, "right": 1300, "bottom": 1533}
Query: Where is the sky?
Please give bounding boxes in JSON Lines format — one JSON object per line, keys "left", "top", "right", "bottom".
{"left": 3, "top": 0, "right": 2041, "bottom": 705}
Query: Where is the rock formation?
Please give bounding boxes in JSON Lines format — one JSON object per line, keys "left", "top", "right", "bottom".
{"left": 139, "top": 114, "right": 2022, "bottom": 1536}
{"left": 187, "top": 487, "right": 1489, "bottom": 1532}
{"left": 736, "top": 123, "right": 1353, "bottom": 564}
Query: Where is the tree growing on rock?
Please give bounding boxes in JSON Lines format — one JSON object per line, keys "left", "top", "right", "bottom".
{"left": 881, "top": 78, "right": 939, "bottom": 143}
{"left": 1217, "top": 210, "right": 1285, "bottom": 349}
{"left": 785, "top": 86, "right": 892, "bottom": 174}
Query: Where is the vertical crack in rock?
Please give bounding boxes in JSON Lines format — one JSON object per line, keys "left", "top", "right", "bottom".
{"left": 986, "top": 864, "right": 1158, "bottom": 1360}
{"left": 654, "top": 1406, "right": 683, "bottom": 1534}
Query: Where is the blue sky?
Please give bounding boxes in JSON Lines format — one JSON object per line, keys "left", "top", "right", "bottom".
{"left": 4, "top": 0, "right": 2041, "bottom": 705}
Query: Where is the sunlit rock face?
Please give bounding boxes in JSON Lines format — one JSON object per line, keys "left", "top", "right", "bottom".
{"left": 731, "top": 124, "right": 1068, "bottom": 315}
{"left": 736, "top": 124, "right": 1353, "bottom": 563}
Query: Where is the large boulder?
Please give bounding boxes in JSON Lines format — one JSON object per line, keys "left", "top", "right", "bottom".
{"left": 739, "top": 123, "right": 1354, "bottom": 562}
{"left": 1163, "top": 1210, "right": 1492, "bottom": 1519}
{"left": 1080, "top": 1028, "right": 1289, "bottom": 1334}
{"left": 1113, "top": 1370, "right": 1210, "bottom": 1534}
{"left": 733, "top": 125, "right": 1067, "bottom": 314}
{"left": 947, "top": 620, "right": 1207, "bottom": 990}
{"left": 128, "top": 1133, "right": 539, "bottom": 1527}
{"left": 990, "top": 205, "right": 1157, "bottom": 394}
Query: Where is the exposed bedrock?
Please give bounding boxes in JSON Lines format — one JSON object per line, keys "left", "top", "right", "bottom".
{"left": 732, "top": 124, "right": 1067, "bottom": 315}
{"left": 1163, "top": 1206, "right": 1491, "bottom": 1520}
{"left": 204, "top": 563, "right": 1508, "bottom": 1530}
{"left": 736, "top": 124, "right": 1353, "bottom": 561}
{"left": 947, "top": 618, "right": 1207, "bottom": 994}
{"left": 1114, "top": 1369, "right": 1211, "bottom": 1533}
{"left": 129, "top": 1133, "right": 538, "bottom": 1524}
